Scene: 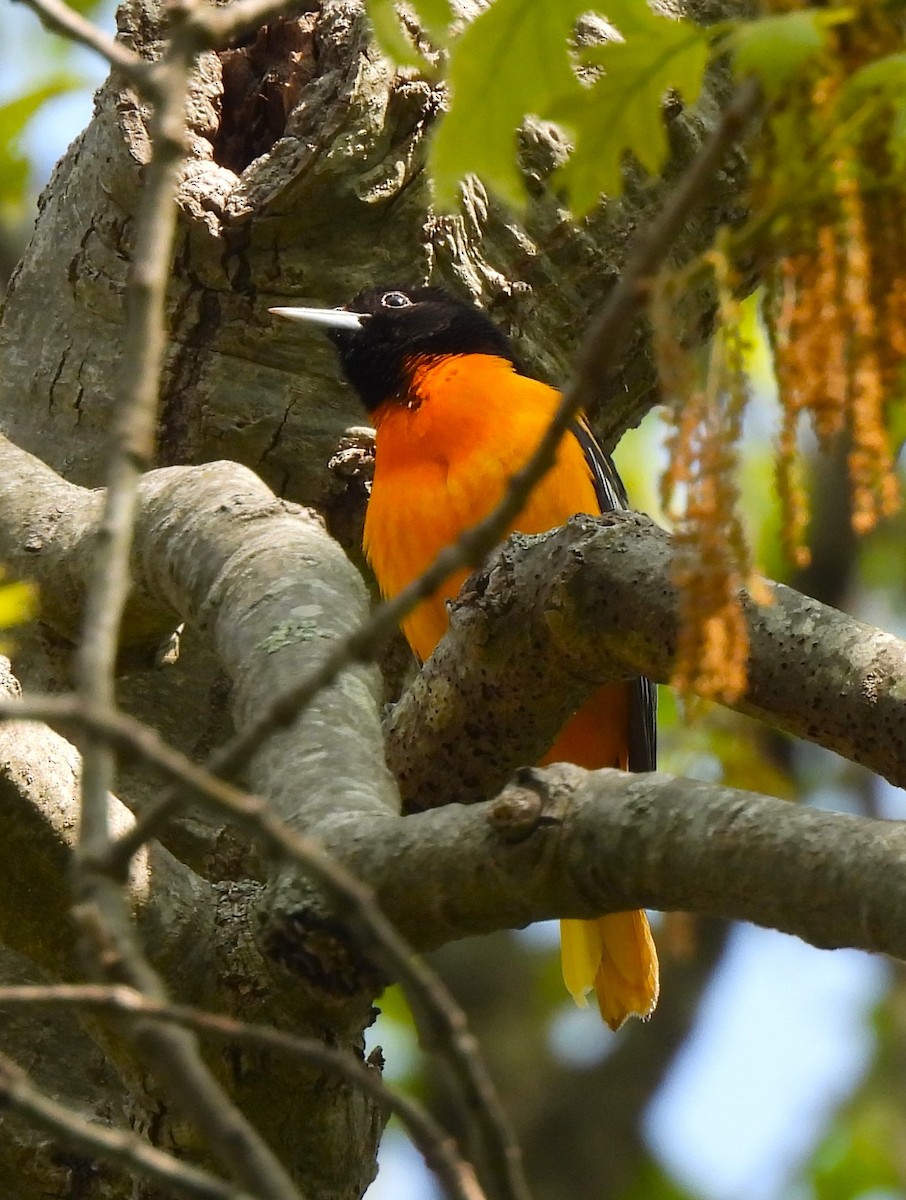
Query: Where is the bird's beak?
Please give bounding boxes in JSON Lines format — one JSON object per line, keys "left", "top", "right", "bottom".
{"left": 269, "top": 305, "right": 366, "bottom": 332}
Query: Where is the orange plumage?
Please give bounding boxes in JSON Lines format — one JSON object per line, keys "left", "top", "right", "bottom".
{"left": 364, "top": 352, "right": 659, "bottom": 1029}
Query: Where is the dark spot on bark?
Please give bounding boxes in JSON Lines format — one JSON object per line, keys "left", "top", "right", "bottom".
{"left": 158, "top": 282, "right": 222, "bottom": 465}
{"left": 264, "top": 909, "right": 385, "bottom": 997}
{"left": 213, "top": 12, "right": 321, "bottom": 174}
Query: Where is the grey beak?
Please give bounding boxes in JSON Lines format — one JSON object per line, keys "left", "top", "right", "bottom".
{"left": 269, "top": 305, "right": 365, "bottom": 332}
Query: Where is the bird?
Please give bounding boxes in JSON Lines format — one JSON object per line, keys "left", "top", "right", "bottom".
{"left": 270, "top": 285, "right": 659, "bottom": 1029}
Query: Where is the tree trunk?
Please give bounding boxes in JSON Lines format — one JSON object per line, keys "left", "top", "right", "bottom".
{"left": 0, "top": 0, "right": 752, "bottom": 1196}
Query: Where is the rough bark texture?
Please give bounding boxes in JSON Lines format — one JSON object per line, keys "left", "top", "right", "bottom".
{"left": 0, "top": 0, "right": 813, "bottom": 1197}
{"left": 386, "top": 512, "right": 906, "bottom": 807}
{"left": 0, "top": 0, "right": 745, "bottom": 503}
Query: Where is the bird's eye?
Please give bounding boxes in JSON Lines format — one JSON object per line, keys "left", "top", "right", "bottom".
{"left": 381, "top": 291, "right": 413, "bottom": 309}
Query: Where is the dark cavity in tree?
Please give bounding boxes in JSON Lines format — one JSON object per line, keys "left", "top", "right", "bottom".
{"left": 214, "top": 11, "right": 322, "bottom": 174}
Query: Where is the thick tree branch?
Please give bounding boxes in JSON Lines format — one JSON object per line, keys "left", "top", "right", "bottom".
{"left": 332, "top": 763, "right": 906, "bottom": 964}
{"left": 0, "top": 658, "right": 210, "bottom": 981}
{"left": 5, "top": 436, "right": 902, "bottom": 812}
{"left": 0, "top": 0, "right": 764, "bottom": 1194}
{"left": 0, "top": 0, "right": 751, "bottom": 505}
{"left": 59, "top": 0, "right": 304, "bottom": 1184}
{"left": 387, "top": 512, "right": 906, "bottom": 806}
{"left": 0, "top": 436, "right": 395, "bottom": 826}
{"left": 3, "top": 686, "right": 898, "bottom": 979}
{"left": 0, "top": 440, "right": 522, "bottom": 1200}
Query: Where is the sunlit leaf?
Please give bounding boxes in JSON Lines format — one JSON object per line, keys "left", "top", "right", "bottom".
{"left": 367, "top": 0, "right": 432, "bottom": 69}
{"left": 838, "top": 53, "right": 906, "bottom": 175}
{"left": 623, "top": 1161, "right": 699, "bottom": 1200}
{"left": 889, "top": 100, "right": 906, "bottom": 174}
{"left": 808, "top": 1111, "right": 900, "bottom": 1200}
{"left": 374, "top": 984, "right": 414, "bottom": 1026}
{"left": 839, "top": 51, "right": 906, "bottom": 101}
{"left": 730, "top": 10, "right": 842, "bottom": 95}
{"left": 430, "top": 0, "right": 591, "bottom": 208}
{"left": 0, "top": 75, "right": 82, "bottom": 211}
{"left": 431, "top": 0, "right": 707, "bottom": 213}
{"left": 554, "top": 4, "right": 708, "bottom": 212}
{"left": 366, "top": 0, "right": 452, "bottom": 57}
{"left": 408, "top": 0, "right": 452, "bottom": 41}
{"left": 67, "top": 0, "right": 110, "bottom": 15}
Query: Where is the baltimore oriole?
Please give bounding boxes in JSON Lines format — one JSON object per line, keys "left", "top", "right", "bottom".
{"left": 271, "top": 286, "right": 659, "bottom": 1029}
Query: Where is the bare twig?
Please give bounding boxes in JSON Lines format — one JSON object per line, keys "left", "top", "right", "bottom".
{"left": 60, "top": 0, "right": 303, "bottom": 1194}
{"left": 0, "top": 984, "right": 485, "bottom": 1200}
{"left": 0, "top": 1051, "right": 254, "bottom": 1200}
{"left": 11, "top": 0, "right": 158, "bottom": 91}
{"left": 577, "top": 79, "right": 761, "bottom": 432}
{"left": 6, "top": 500, "right": 906, "bottom": 801}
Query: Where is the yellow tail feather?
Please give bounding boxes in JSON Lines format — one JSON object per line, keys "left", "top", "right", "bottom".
{"left": 560, "top": 912, "right": 659, "bottom": 1032}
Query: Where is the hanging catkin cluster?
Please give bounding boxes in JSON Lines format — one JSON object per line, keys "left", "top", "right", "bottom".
{"left": 656, "top": 248, "right": 765, "bottom": 704}
{"left": 766, "top": 12, "right": 905, "bottom": 557}
{"left": 654, "top": 0, "right": 904, "bottom": 704}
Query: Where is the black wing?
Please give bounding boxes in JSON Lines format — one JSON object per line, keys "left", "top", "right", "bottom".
{"left": 570, "top": 420, "right": 657, "bottom": 773}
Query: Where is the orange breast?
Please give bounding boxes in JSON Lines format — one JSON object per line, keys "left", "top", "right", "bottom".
{"left": 363, "top": 354, "right": 601, "bottom": 663}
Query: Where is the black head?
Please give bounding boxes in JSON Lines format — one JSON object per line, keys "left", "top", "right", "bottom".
{"left": 271, "top": 285, "right": 521, "bottom": 411}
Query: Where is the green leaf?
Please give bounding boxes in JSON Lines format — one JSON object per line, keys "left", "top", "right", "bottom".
{"left": 731, "top": 10, "right": 842, "bottom": 96}
{"left": 0, "top": 75, "right": 82, "bottom": 210}
{"left": 554, "top": 3, "right": 708, "bottom": 212}
{"left": 431, "top": 0, "right": 707, "bottom": 213}
{"left": 429, "top": 0, "right": 591, "bottom": 208}
{"left": 622, "top": 1161, "right": 699, "bottom": 1200}
{"left": 890, "top": 100, "right": 906, "bottom": 174}
{"left": 67, "top": 0, "right": 110, "bottom": 14}
{"left": 841, "top": 51, "right": 906, "bottom": 100}
{"left": 808, "top": 1114, "right": 900, "bottom": 1200}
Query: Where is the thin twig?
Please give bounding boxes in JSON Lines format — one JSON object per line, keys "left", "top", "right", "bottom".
{"left": 0, "top": 984, "right": 486, "bottom": 1200}
{"left": 578, "top": 78, "right": 762, "bottom": 431}
{"left": 0, "top": 1051, "right": 253, "bottom": 1200}
{"left": 12, "top": 0, "right": 159, "bottom": 92}
{"left": 1, "top": 695, "right": 262, "bottom": 814}
{"left": 9, "top": 81, "right": 758, "bottom": 1200}
{"left": 61, "top": 0, "right": 303, "bottom": 1194}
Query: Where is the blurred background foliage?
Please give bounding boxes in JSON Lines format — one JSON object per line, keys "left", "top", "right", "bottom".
{"left": 0, "top": 0, "right": 108, "bottom": 285}
{"left": 2, "top": 1, "right": 906, "bottom": 1198}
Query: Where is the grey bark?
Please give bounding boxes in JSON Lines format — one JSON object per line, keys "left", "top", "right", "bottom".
{"left": 0, "top": 0, "right": 764, "bottom": 1196}
{"left": 0, "top": 0, "right": 744, "bottom": 502}
{"left": 386, "top": 512, "right": 906, "bottom": 807}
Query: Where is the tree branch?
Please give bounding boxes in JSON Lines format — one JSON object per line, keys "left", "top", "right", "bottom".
{"left": 386, "top": 512, "right": 906, "bottom": 806}
{"left": 12, "top": 0, "right": 156, "bottom": 89}
{"left": 332, "top": 763, "right": 906, "bottom": 964}
{"left": 0, "top": 446, "right": 525, "bottom": 1200}
{"left": 0, "top": 658, "right": 208, "bottom": 981}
